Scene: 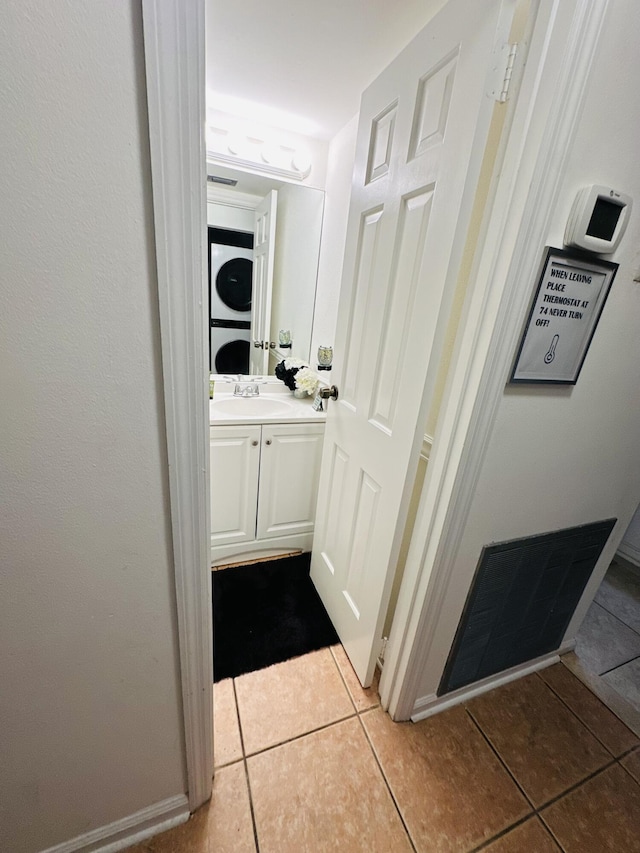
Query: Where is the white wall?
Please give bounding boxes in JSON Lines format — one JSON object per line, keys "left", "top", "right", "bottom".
{"left": 270, "top": 183, "right": 325, "bottom": 363}
{"left": 310, "top": 115, "right": 359, "bottom": 362}
{"left": 207, "top": 199, "right": 255, "bottom": 232}
{"left": 0, "top": 3, "right": 186, "bottom": 851}
{"left": 414, "top": 0, "right": 640, "bottom": 701}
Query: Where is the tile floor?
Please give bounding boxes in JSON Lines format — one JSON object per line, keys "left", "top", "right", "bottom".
{"left": 128, "top": 648, "right": 640, "bottom": 853}
{"left": 576, "top": 560, "right": 640, "bottom": 711}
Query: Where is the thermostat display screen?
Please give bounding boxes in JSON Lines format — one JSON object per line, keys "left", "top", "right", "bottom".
{"left": 565, "top": 185, "right": 631, "bottom": 253}
{"left": 586, "top": 198, "right": 622, "bottom": 241}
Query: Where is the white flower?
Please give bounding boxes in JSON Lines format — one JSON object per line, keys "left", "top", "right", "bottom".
{"left": 284, "top": 357, "right": 308, "bottom": 371}
{"left": 295, "top": 367, "right": 320, "bottom": 396}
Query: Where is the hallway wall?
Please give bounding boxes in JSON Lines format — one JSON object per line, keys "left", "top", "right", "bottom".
{"left": 414, "top": 0, "right": 640, "bottom": 701}
{"left": 0, "top": 2, "right": 186, "bottom": 850}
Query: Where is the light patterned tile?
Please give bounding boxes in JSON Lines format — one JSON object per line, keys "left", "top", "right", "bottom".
{"left": 213, "top": 680, "right": 243, "bottom": 768}
{"left": 575, "top": 602, "right": 640, "bottom": 675}
{"left": 331, "top": 643, "right": 380, "bottom": 711}
{"left": 234, "top": 648, "right": 354, "bottom": 755}
{"left": 482, "top": 817, "right": 560, "bottom": 852}
{"left": 538, "top": 663, "right": 638, "bottom": 756}
{"left": 126, "top": 762, "right": 255, "bottom": 853}
{"left": 247, "top": 717, "right": 412, "bottom": 853}
{"left": 467, "top": 674, "right": 610, "bottom": 807}
{"left": 541, "top": 764, "right": 640, "bottom": 852}
{"left": 602, "top": 657, "right": 640, "bottom": 712}
{"left": 362, "top": 705, "right": 530, "bottom": 852}
{"left": 595, "top": 561, "right": 640, "bottom": 634}
{"left": 205, "top": 762, "right": 256, "bottom": 853}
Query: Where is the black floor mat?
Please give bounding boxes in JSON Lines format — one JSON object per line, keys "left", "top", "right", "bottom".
{"left": 212, "top": 553, "right": 339, "bottom": 682}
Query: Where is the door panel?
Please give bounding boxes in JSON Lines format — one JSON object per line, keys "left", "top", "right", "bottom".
{"left": 311, "top": 0, "right": 514, "bottom": 686}
{"left": 256, "top": 423, "right": 324, "bottom": 539}
{"left": 210, "top": 425, "right": 261, "bottom": 546}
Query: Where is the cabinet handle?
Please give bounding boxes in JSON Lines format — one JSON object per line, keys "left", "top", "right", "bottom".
{"left": 265, "top": 439, "right": 272, "bottom": 446}
{"left": 251, "top": 440, "right": 258, "bottom": 446}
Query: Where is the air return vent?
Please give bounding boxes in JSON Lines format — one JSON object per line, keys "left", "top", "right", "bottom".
{"left": 439, "top": 518, "right": 616, "bottom": 696}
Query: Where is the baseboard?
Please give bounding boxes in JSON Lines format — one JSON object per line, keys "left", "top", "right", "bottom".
{"left": 39, "top": 794, "right": 190, "bottom": 853}
{"left": 410, "top": 644, "right": 575, "bottom": 722}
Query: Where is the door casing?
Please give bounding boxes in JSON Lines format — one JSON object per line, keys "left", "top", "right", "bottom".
{"left": 141, "top": 0, "right": 611, "bottom": 811}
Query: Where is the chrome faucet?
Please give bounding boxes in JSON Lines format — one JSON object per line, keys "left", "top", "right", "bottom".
{"left": 233, "top": 382, "right": 260, "bottom": 397}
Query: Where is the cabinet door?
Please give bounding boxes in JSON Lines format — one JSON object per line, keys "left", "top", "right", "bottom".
{"left": 256, "top": 423, "right": 325, "bottom": 540}
{"left": 210, "top": 425, "right": 261, "bottom": 546}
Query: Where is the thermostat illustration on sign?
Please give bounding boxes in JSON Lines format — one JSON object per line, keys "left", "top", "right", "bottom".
{"left": 564, "top": 185, "right": 632, "bottom": 254}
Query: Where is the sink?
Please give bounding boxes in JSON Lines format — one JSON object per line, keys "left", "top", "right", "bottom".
{"left": 210, "top": 395, "right": 296, "bottom": 418}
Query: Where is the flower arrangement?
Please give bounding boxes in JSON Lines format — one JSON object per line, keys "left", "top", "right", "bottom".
{"left": 275, "top": 358, "right": 320, "bottom": 396}
{"left": 295, "top": 367, "right": 321, "bottom": 396}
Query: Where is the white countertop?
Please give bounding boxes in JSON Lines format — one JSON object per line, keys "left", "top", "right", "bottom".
{"left": 209, "top": 382, "right": 327, "bottom": 426}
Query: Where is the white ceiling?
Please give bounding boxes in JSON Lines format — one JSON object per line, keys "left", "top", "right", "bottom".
{"left": 206, "top": 0, "right": 445, "bottom": 141}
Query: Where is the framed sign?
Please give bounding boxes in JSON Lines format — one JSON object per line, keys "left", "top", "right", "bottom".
{"left": 510, "top": 247, "right": 617, "bottom": 384}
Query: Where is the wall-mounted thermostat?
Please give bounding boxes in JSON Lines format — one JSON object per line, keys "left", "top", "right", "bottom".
{"left": 564, "top": 185, "right": 632, "bottom": 254}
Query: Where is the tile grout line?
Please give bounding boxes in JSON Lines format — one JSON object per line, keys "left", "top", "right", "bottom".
{"left": 467, "top": 704, "right": 622, "bottom": 816}
{"left": 240, "top": 711, "right": 359, "bottom": 761}
{"left": 328, "top": 644, "right": 382, "bottom": 716}
{"left": 467, "top": 814, "right": 549, "bottom": 853}
{"left": 618, "top": 754, "right": 640, "bottom": 784}
{"left": 329, "top": 644, "right": 360, "bottom": 715}
{"left": 533, "top": 669, "right": 637, "bottom": 756}
{"left": 533, "top": 816, "right": 567, "bottom": 853}
{"left": 464, "top": 708, "right": 537, "bottom": 813}
{"left": 535, "top": 762, "right": 621, "bottom": 852}
{"left": 355, "top": 711, "right": 418, "bottom": 853}
{"left": 598, "top": 652, "right": 640, "bottom": 678}
{"left": 537, "top": 759, "right": 617, "bottom": 812}
{"left": 558, "top": 657, "right": 640, "bottom": 736}
{"left": 231, "top": 678, "right": 261, "bottom": 853}
{"left": 589, "top": 598, "right": 640, "bottom": 639}
{"left": 618, "top": 742, "right": 640, "bottom": 761}
{"left": 464, "top": 709, "right": 573, "bottom": 853}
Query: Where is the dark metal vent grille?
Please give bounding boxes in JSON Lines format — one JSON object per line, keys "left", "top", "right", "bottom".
{"left": 438, "top": 518, "right": 616, "bottom": 695}
{"left": 207, "top": 175, "right": 238, "bottom": 186}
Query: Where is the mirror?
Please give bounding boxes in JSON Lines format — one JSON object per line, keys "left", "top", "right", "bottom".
{"left": 206, "top": 162, "right": 324, "bottom": 375}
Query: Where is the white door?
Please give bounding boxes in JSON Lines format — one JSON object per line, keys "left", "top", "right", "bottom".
{"left": 311, "top": 0, "right": 517, "bottom": 685}
{"left": 250, "top": 190, "right": 277, "bottom": 374}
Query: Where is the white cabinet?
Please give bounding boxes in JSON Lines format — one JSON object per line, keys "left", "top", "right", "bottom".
{"left": 209, "top": 425, "right": 261, "bottom": 547}
{"left": 210, "top": 421, "right": 325, "bottom": 565}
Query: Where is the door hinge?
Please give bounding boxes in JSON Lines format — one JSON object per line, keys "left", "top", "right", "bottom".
{"left": 489, "top": 43, "right": 519, "bottom": 103}
{"left": 499, "top": 43, "right": 518, "bottom": 103}
{"left": 377, "top": 636, "right": 389, "bottom": 668}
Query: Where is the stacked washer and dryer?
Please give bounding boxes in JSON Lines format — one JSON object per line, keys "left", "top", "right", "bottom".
{"left": 208, "top": 226, "right": 254, "bottom": 375}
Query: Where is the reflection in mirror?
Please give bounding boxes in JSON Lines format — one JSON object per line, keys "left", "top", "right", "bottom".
{"left": 206, "top": 163, "right": 324, "bottom": 376}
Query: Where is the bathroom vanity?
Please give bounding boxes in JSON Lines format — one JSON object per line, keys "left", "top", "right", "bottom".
{"left": 209, "top": 380, "right": 326, "bottom": 567}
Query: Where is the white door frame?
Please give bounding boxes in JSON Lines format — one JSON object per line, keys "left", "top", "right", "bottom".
{"left": 140, "top": 0, "right": 610, "bottom": 808}
{"left": 141, "top": 0, "right": 212, "bottom": 810}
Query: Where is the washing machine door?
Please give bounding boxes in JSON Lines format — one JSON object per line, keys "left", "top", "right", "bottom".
{"left": 216, "top": 257, "right": 253, "bottom": 313}
{"left": 210, "top": 323, "right": 251, "bottom": 375}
